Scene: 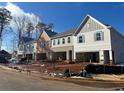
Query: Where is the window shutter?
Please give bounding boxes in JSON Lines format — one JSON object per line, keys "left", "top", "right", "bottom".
{"left": 94, "top": 33, "right": 96, "bottom": 41}
{"left": 77, "top": 36, "right": 79, "bottom": 43}
{"left": 102, "top": 32, "right": 104, "bottom": 40}
{"left": 83, "top": 35, "right": 85, "bottom": 43}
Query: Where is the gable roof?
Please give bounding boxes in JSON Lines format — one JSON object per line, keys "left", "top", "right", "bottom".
{"left": 45, "top": 30, "right": 57, "bottom": 37}
{"left": 74, "top": 14, "right": 108, "bottom": 35}
{"left": 21, "top": 37, "right": 35, "bottom": 43}
{"left": 38, "top": 30, "right": 57, "bottom": 40}
{"left": 51, "top": 28, "right": 76, "bottom": 39}
{"left": 51, "top": 15, "right": 108, "bottom": 39}
{"left": 0, "top": 50, "right": 10, "bottom": 55}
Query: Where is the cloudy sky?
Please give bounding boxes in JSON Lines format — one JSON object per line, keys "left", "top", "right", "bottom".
{"left": 0, "top": 2, "right": 124, "bottom": 52}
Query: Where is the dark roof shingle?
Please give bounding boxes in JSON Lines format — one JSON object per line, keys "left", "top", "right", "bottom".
{"left": 45, "top": 30, "right": 57, "bottom": 37}
{"left": 51, "top": 28, "right": 76, "bottom": 39}
{"left": 22, "top": 37, "right": 35, "bottom": 43}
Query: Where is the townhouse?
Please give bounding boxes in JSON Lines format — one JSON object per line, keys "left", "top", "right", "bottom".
{"left": 35, "top": 30, "right": 57, "bottom": 61}
{"left": 18, "top": 14, "right": 124, "bottom": 64}
{"left": 17, "top": 37, "right": 36, "bottom": 60}
{"left": 51, "top": 15, "right": 124, "bottom": 64}
{"left": 17, "top": 30, "right": 57, "bottom": 61}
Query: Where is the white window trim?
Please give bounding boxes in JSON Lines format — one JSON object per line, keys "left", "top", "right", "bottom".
{"left": 53, "top": 40, "right": 56, "bottom": 45}
{"left": 62, "top": 38, "right": 65, "bottom": 44}
{"left": 95, "top": 31, "right": 104, "bottom": 41}
{"left": 67, "top": 37, "right": 71, "bottom": 43}
{"left": 57, "top": 39, "right": 60, "bottom": 45}
{"left": 78, "top": 35, "right": 85, "bottom": 43}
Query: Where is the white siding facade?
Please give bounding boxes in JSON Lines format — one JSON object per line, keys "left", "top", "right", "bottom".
{"left": 51, "top": 15, "right": 124, "bottom": 64}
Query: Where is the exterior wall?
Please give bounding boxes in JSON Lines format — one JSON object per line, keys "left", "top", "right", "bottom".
{"left": 110, "top": 28, "right": 124, "bottom": 64}
{"left": 80, "top": 17, "right": 104, "bottom": 33}
{"left": 35, "top": 31, "right": 52, "bottom": 60}
{"left": 51, "top": 36, "right": 73, "bottom": 48}
{"left": 51, "top": 46, "right": 73, "bottom": 52}
{"left": 74, "top": 29, "right": 112, "bottom": 53}
{"left": 24, "top": 42, "right": 34, "bottom": 54}
{"left": 36, "top": 31, "right": 51, "bottom": 54}
{"left": 17, "top": 44, "right": 24, "bottom": 55}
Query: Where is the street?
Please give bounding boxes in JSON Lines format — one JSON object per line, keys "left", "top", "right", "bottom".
{"left": 0, "top": 67, "right": 122, "bottom": 91}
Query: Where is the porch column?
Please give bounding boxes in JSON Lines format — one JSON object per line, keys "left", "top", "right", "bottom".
{"left": 34, "top": 52, "right": 37, "bottom": 61}
{"left": 46, "top": 52, "right": 49, "bottom": 60}
{"left": 72, "top": 50, "right": 76, "bottom": 62}
{"left": 99, "top": 50, "right": 104, "bottom": 64}
{"left": 109, "top": 50, "right": 113, "bottom": 64}
{"left": 66, "top": 51, "right": 69, "bottom": 61}
{"left": 32, "top": 53, "right": 35, "bottom": 60}
{"left": 49, "top": 52, "right": 52, "bottom": 61}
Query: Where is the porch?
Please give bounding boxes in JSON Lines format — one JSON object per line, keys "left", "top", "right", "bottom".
{"left": 75, "top": 50, "right": 114, "bottom": 64}
{"left": 51, "top": 50, "right": 114, "bottom": 64}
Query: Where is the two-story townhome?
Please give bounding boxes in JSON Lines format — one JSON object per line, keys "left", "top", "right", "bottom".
{"left": 51, "top": 15, "right": 124, "bottom": 64}
{"left": 35, "top": 30, "right": 57, "bottom": 61}
{"left": 18, "top": 30, "right": 57, "bottom": 61}
{"left": 18, "top": 37, "right": 36, "bottom": 60}
{"left": 51, "top": 29, "right": 76, "bottom": 62}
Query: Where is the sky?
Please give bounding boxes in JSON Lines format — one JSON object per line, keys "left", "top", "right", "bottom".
{"left": 0, "top": 2, "right": 124, "bottom": 52}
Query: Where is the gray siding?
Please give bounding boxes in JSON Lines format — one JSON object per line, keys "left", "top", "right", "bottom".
{"left": 110, "top": 28, "right": 124, "bottom": 64}
{"left": 81, "top": 18, "right": 104, "bottom": 33}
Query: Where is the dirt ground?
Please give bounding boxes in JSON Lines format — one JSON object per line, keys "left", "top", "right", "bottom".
{"left": 0, "top": 67, "right": 112, "bottom": 91}
{"left": 0, "top": 65, "right": 124, "bottom": 91}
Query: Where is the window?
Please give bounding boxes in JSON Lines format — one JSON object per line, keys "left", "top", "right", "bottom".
{"left": 57, "top": 39, "right": 60, "bottom": 45}
{"left": 68, "top": 37, "right": 71, "bottom": 43}
{"left": 32, "top": 44, "right": 34, "bottom": 49}
{"left": 62, "top": 38, "right": 65, "bottom": 44}
{"left": 95, "top": 31, "right": 104, "bottom": 41}
{"left": 78, "top": 35, "right": 85, "bottom": 43}
{"left": 19, "top": 45, "right": 23, "bottom": 51}
{"left": 41, "top": 42, "right": 45, "bottom": 48}
{"left": 53, "top": 40, "right": 55, "bottom": 45}
{"left": 26, "top": 44, "right": 30, "bottom": 50}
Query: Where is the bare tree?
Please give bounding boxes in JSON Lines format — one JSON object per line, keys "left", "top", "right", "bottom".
{"left": 35, "top": 22, "right": 45, "bottom": 39}
{"left": 12, "top": 15, "right": 29, "bottom": 46}
{"left": 26, "top": 22, "right": 34, "bottom": 38}
{"left": 0, "top": 8, "right": 12, "bottom": 50}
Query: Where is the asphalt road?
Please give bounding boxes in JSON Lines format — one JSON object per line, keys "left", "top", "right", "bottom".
{"left": 0, "top": 67, "right": 122, "bottom": 91}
